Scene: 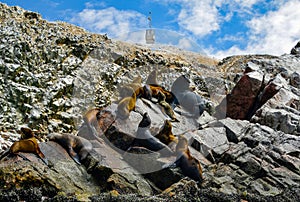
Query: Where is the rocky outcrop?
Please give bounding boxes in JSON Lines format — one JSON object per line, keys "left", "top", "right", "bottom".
{"left": 0, "top": 3, "right": 300, "bottom": 202}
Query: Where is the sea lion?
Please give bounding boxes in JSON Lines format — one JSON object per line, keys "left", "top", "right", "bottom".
{"left": 175, "top": 134, "right": 203, "bottom": 181}
{"left": 83, "top": 108, "right": 103, "bottom": 128}
{"left": 156, "top": 119, "right": 178, "bottom": 146}
{"left": 116, "top": 86, "right": 137, "bottom": 119}
{"left": 133, "top": 112, "right": 173, "bottom": 156}
{"left": 0, "top": 136, "right": 48, "bottom": 165}
{"left": 149, "top": 85, "right": 178, "bottom": 107}
{"left": 20, "top": 127, "right": 35, "bottom": 139}
{"left": 119, "top": 83, "right": 144, "bottom": 98}
{"left": 171, "top": 75, "right": 207, "bottom": 117}
{"left": 146, "top": 70, "right": 158, "bottom": 85}
{"left": 142, "top": 84, "right": 152, "bottom": 100}
{"left": 47, "top": 133, "right": 93, "bottom": 165}
{"left": 81, "top": 108, "right": 102, "bottom": 138}
{"left": 157, "top": 90, "right": 179, "bottom": 122}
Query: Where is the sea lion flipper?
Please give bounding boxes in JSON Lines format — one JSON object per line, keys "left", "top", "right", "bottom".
{"left": 40, "top": 157, "right": 48, "bottom": 165}
{"left": 0, "top": 150, "right": 10, "bottom": 161}
{"left": 162, "top": 162, "right": 176, "bottom": 169}
{"left": 71, "top": 154, "right": 81, "bottom": 165}
{"left": 68, "top": 147, "right": 81, "bottom": 165}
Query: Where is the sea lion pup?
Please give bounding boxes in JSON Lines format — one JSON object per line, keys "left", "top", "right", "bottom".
{"left": 47, "top": 133, "right": 93, "bottom": 165}
{"left": 0, "top": 136, "right": 48, "bottom": 165}
{"left": 157, "top": 90, "right": 179, "bottom": 122}
{"left": 156, "top": 119, "right": 178, "bottom": 146}
{"left": 133, "top": 112, "right": 173, "bottom": 156}
{"left": 175, "top": 134, "right": 203, "bottom": 182}
{"left": 116, "top": 86, "right": 137, "bottom": 119}
{"left": 146, "top": 70, "right": 159, "bottom": 85}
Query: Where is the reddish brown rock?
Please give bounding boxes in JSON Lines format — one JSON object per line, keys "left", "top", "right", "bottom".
{"left": 216, "top": 71, "right": 264, "bottom": 120}
{"left": 215, "top": 70, "right": 281, "bottom": 121}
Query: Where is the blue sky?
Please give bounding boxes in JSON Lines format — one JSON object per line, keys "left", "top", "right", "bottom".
{"left": 2, "top": 0, "right": 300, "bottom": 58}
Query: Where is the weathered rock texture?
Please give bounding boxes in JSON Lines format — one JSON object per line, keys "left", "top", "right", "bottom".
{"left": 0, "top": 3, "right": 299, "bottom": 202}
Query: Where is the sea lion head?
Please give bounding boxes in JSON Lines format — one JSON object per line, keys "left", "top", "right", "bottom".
{"left": 20, "top": 127, "right": 34, "bottom": 139}
{"left": 143, "top": 84, "right": 152, "bottom": 100}
{"left": 138, "top": 112, "right": 151, "bottom": 128}
{"left": 157, "top": 90, "right": 166, "bottom": 102}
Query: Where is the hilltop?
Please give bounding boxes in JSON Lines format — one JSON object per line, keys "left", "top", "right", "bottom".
{"left": 0, "top": 3, "right": 299, "bottom": 202}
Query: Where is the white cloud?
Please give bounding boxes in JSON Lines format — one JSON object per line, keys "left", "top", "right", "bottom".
{"left": 177, "top": 0, "right": 220, "bottom": 36}
{"left": 212, "top": 0, "right": 300, "bottom": 58}
{"left": 155, "top": 0, "right": 263, "bottom": 37}
{"left": 177, "top": 38, "right": 194, "bottom": 50}
{"left": 71, "top": 7, "right": 147, "bottom": 38}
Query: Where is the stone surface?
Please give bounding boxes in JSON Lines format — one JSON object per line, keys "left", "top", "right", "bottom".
{"left": 0, "top": 3, "right": 300, "bottom": 201}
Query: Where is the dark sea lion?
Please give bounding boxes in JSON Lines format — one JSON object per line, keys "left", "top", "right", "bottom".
{"left": 156, "top": 119, "right": 178, "bottom": 146}
{"left": 179, "top": 90, "right": 207, "bottom": 117}
{"left": 47, "top": 133, "right": 93, "bottom": 165}
{"left": 157, "top": 90, "right": 179, "bottom": 122}
{"left": 146, "top": 70, "right": 158, "bottom": 85}
{"left": 0, "top": 136, "right": 48, "bottom": 165}
{"left": 140, "top": 84, "right": 152, "bottom": 100}
{"left": 171, "top": 75, "right": 207, "bottom": 117}
{"left": 175, "top": 134, "right": 203, "bottom": 181}
{"left": 116, "top": 87, "right": 137, "bottom": 119}
{"left": 133, "top": 113, "right": 173, "bottom": 156}
{"left": 171, "top": 75, "right": 190, "bottom": 94}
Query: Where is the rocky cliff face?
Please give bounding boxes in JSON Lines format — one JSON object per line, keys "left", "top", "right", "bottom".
{"left": 0, "top": 3, "right": 299, "bottom": 202}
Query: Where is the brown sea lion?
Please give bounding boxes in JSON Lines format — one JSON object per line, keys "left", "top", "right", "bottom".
{"left": 47, "top": 133, "right": 93, "bottom": 165}
{"left": 116, "top": 87, "right": 137, "bottom": 119}
{"left": 119, "top": 83, "right": 143, "bottom": 98}
{"left": 148, "top": 84, "right": 179, "bottom": 108}
{"left": 156, "top": 120, "right": 178, "bottom": 146}
{"left": 83, "top": 108, "right": 103, "bottom": 128}
{"left": 20, "top": 127, "right": 35, "bottom": 139}
{"left": 0, "top": 136, "right": 48, "bottom": 165}
{"left": 157, "top": 90, "right": 179, "bottom": 122}
{"left": 133, "top": 112, "right": 173, "bottom": 157}
{"left": 82, "top": 108, "right": 102, "bottom": 136}
{"left": 175, "top": 134, "right": 203, "bottom": 181}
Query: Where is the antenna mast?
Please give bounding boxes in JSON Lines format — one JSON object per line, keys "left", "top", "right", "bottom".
{"left": 145, "top": 11, "right": 155, "bottom": 44}
{"left": 148, "top": 11, "right": 152, "bottom": 28}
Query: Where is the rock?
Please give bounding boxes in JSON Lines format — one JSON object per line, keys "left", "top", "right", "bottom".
{"left": 251, "top": 88, "right": 300, "bottom": 135}
{"left": 190, "top": 127, "right": 229, "bottom": 160}
{"left": 0, "top": 141, "right": 100, "bottom": 201}
{"left": 1, "top": 2, "right": 300, "bottom": 201}
{"left": 290, "top": 71, "right": 300, "bottom": 88}
{"left": 215, "top": 71, "right": 265, "bottom": 120}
